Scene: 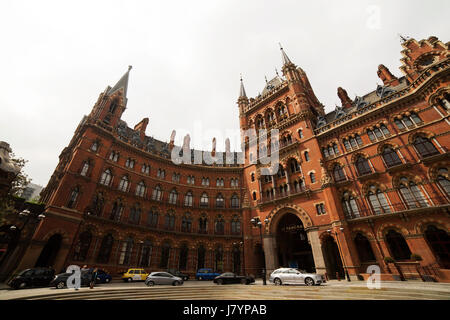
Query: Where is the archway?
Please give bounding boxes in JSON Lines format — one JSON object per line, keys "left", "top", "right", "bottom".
{"left": 321, "top": 234, "right": 344, "bottom": 279}
{"left": 425, "top": 225, "right": 450, "bottom": 269}
{"left": 275, "top": 212, "right": 315, "bottom": 273}
{"left": 35, "top": 234, "right": 62, "bottom": 268}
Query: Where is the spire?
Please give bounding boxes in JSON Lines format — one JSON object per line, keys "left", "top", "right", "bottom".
{"left": 108, "top": 65, "right": 132, "bottom": 98}
{"left": 239, "top": 74, "right": 247, "bottom": 98}
{"left": 279, "top": 43, "right": 292, "bottom": 65}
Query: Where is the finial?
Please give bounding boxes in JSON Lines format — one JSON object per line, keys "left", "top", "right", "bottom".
{"left": 275, "top": 67, "right": 279, "bottom": 76}
{"left": 398, "top": 34, "right": 409, "bottom": 42}
{"left": 278, "top": 42, "right": 283, "bottom": 50}
{"left": 128, "top": 65, "right": 132, "bottom": 71}
{"left": 265, "top": 75, "right": 268, "bottom": 83}
{"left": 240, "top": 73, "right": 243, "bottom": 82}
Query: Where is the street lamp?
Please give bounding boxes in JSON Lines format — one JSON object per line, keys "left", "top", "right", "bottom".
{"left": 250, "top": 217, "right": 268, "bottom": 285}
{"left": 327, "top": 228, "right": 351, "bottom": 282}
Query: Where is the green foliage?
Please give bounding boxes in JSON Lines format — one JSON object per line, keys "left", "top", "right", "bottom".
{"left": 410, "top": 253, "right": 423, "bottom": 261}
{"left": 9, "top": 153, "right": 31, "bottom": 197}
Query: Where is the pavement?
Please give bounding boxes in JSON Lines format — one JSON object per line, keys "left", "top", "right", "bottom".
{"left": 1, "top": 279, "right": 449, "bottom": 300}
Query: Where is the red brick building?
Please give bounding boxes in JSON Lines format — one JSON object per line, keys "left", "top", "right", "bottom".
{"left": 12, "top": 36, "right": 450, "bottom": 282}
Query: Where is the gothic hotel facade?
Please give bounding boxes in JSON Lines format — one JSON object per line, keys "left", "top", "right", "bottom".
{"left": 13, "top": 36, "right": 450, "bottom": 281}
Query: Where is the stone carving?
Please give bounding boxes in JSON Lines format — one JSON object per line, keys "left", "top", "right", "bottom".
{"left": 117, "top": 121, "right": 129, "bottom": 139}
{"left": 316, "top": 116, "right": 327, "bottom": 128}
{"left": 170, "top": 130, "right": 176, "bottom": 143}
{"left": 334, "top": 105, "right": 346, "bottom": 119}
{"left": 337, "top": 87, "right": 353, "bottom": 109}
{"left": 354, "top": 96, "right": 368, "bottom": 109}
{"left": 131, "top": 130, "right": 141, "bottom": 146}
{"left": 320, "top": 159, "right": 332, "bottom": 186}
{"left": 146, "top": 136, "right": 156, "bottom": 152}
{"left": 376, "top": 84, "right": 396, "bottom": 98}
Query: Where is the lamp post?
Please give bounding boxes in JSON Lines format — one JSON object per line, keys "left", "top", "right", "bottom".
{"left": 250, "top": 217, "right": 268, "bottom": 285}
{"left": 327, "top": 227, "right": 351, "bottom": 282}
{"left": 9, "top": 209, "right": 46, "bottom": 233}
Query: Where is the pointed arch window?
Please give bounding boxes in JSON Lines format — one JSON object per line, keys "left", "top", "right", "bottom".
{"left": 354, "top": 233, "right": 376, "bottom": 262}
{"left": 110, "top": 199, "right": 124, "bottom": 221}
{"left": 216, "top": 194, "right": 225, "bottom": 207}
{"left": 100, "top": 169, "right": 112, "bottom": 186}
{"left": 129, "top": 204, "right": 141, "bottom": 224}
{"left": 437, "top": 168, "right": 450, "bottom": 197}
{"left": 139, "top": 240, "right": 152, "bottom": 267}
{"left": 355, "top": 157, "right": 372, "bottom": 176}
{"left": 67, "top": 187, "right": 79, "bottom": 208}
{"left": 385, "top": 230, "right": 411, "bottom": 261}
{"left": 73, "top": 231, "right": 92, "bottom": 261}
{"left": 152, "top": 185, "right": 162, "bottom": 201}
{"left": 309, "top": 172, "right": 316, "bottom": 184}
{"left": 96, "top": 233, "right": 114, "bottom": 264}
{"left": 333, "top": 164, "right": 346, "bottom": 182}
{"left": 168, "top": 189, "right": 178, "bottom": 204}
{"left": 80, "top": 161, "right": 90, "bottom": 176}
{"left": 231, "top": 215, "right": 241, "bottom": 235}
{"left": 342, "top": 192, "right": 360, "bottom": 219}
{"left": 178, "top": 243, "right": 189, "bottom": 270}
{"left": 382, "top": 147, "right": 402, "bottom": 167}
{"left": 181, "top": 213, "right": 192, "bottom": 232}
{"left": 90, "top": 141, "right": 99, "bottom": 152}
{"left": 90, "top": 192, "right": 104, "bottom": 216}
{"left": 118, "top": 237, "right": 133, "bottom": 265}
{"left": 231, "top": 194, "right": 240, "bottom": 208}
{"left": 304, "top": 151, "right": 310, "bottom": 162}
{"left": 147, "top": 209, "right": 158, "bottom": 227}
{"left": 398, "top": 177, "right": 429, "bottom": 208}
{"left": 159, "top": 242, "right": 171, "bottom": 268}
{"left": 290, "top": 159, "right": 300, "bottom": 173}
{"left": 413, "top": 136, "right": 439, "bottom": 158}
{"left": 164, "top": 213, "right": 175, "bottom": 230}
{"left": 198, "top": 215, "right": 208, "bottom": 234}
{"left": 184, "top": 191, "right": 193, "bottom": 207}
{"left": 367, "top": 185, "right": 391, "bottom": 215}
{"left": 118, "top": 175, "right": 129, "bottom": 192}
{"left": 109, "top": 100, "right": 118, "bottom": 114}
{"left": 214, "top": 215, "right": 225, "bottom": 235}
{"left": 200, "top": 193, "right": 209, "bottom": 207}
{"left": 135, "top": 181, "right": 146, "bottom": 197}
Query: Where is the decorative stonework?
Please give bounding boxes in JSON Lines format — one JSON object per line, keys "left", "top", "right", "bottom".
{"left": 264, "top": 203, "right": 313, "bottom": 234}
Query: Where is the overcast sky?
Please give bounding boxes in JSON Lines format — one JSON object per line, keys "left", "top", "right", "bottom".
{"left": 0, "top": 0, "right": 448, "bottom": 187}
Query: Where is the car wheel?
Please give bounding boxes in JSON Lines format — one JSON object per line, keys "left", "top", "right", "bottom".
{"left": 240, "top": 278, "right": 247, "bottom": 285}
{"left": 127, "top": 278, "right": 133, "bottom": 282}
{"left": 274, "top": 278, "right": 282, "bottom": 286}
{"left": 146, "top": 281, "right": 155, "bottom": 287}
{"left": 105, "top": 278, "right": 110, "bottom": 283}
{"left": 56, "top": 281, "right": 65, "bottom": 289}
{"left": 183, "top": 277, "right": 188, "bottom": 281}
{"left": 305, "top": 277, "right": 315, "bottom": 286}
{"left": 216, "top": 279, "right": 223, "bottom": 285}
{"left": 198, "top": 276, "right": 203, "bottom": 281}
{"left": 173, "top": 280, "right": 181, "bottom": 286}
{"left": 19, "top": 282, "right": 27, "bottom": 289}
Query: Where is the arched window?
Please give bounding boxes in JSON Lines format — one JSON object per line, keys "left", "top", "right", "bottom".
{"left": 197, "top": 245, "right": 206, "bottom": 269}
{"left": 152, "top": 185, "right": 162, "bottom": 201}
{"left": 290, "top": 159, "right": 300, "bottom": 173}
{"left": 90, "top": 141, "right": 99, "bottom": 152}
{"left": 354, "top": 233, "right": 376, "bottom": 262}
{"left": 309, "top": 172, "right": 316, "bottom": 184}
{"left": 184, "top": 191, "right": 193, "bottom": 207}
{"left": 367, "top": 185, "right": 391, "bottom": 214}
{"left": 252, "top": 191, "right": 256, "bottom": 200}
{"left": 231, "top": 215, "right": 241, "bottom": 235}
{"left": 413, "top": 136, "right": 439, "bottom": 158}
{"left": 80, "top": 161, "right": 90, "bottom": 176}
{"left": 298, "top": 129, "right": 303, "bottom": 138}
{"left": 382, "top": 147, "right": 402, "bottom": 167}
{"left": 96, "top": 233, "right": 114, "bottom": 264}
{"left": 355, "top": 157, "right": 372, "bottom": 176}
{"left": 100, "top": 169, "right": 112, "bottom": 186}
{"left": 385, "top": 230, "right": 411, "bottom": 261}
{"left": 90, "top": 192, "right": 104, "bottom": 216}
{"left": 333, "top": 164, "right": 346, "bottom": 182}
{"left": 135, "top": 181, "right": 146, "bottom": 197}
{"left": 73, "top": 231, "right": 92, "bottom": 261}
{"left": 147, "top": 209, "right": 158, "bottom": 227}
{"left": 118, "top": 176, "right": 129, "bottom": 192}
{"left": 216, "top": 194, "right": 224, "bottom": 207}
{"left": 215, "top": 246, "right": 224, "bottom": 272}
{"left": 178, "top": 243, "right": 188, "bottom": 271}
{"left": 437, "top": 168, "right": 450, "bottom": 197}
{"left": 198, "top": 215, "right": 208, "bottom": 234}
{"left": 398, "top": 177, "right": 429, "bottom": 208}
{"left": 109, "top": 100, "right": 118, "bottom": 114}
{"left": 425, "top": 225, "right": 450, "bottom": 269}
{"left": 342, "top": 192, "right": 360, "bottom": 219}
{"left": 168, "top": 189, "right": 178, "bottom": 204}
{"left": 215, "top": 215, "right": 225, "bottom": 235}
{"left": 232, "top": 244, "right": 241, "bottom": 274}
{"left": 159, "top": 241, "right": 171, "bottom": 268}
{"left": 139, "top": 240, "right": 152, "bottom": 267}
{"left": 67, "top": 187, "right": 79, "bottom": 208}
{"left": 200, "top": 193, "right": 209, "bottom": 207}
{"left": 110, "top": 199, "right": 123, "bottom": 221}
{"left": 164, "top": 213, "right": 175, "bottom": 230}
{"left": 129, "top": 204, "right": 141, "bottom": 224}
{"left": 181, "top": 213, "right": 192, "bottom": 232}
{"left": 231, "top": 194, "right": 240, "bottom": 208}
{"left": 304, "top": 151, "right": 310, "bottom": 162}
{"left": 118, "top": 237, "right": 133, "bottom": 265}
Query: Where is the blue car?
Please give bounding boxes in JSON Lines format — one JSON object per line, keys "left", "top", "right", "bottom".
{"left": 195, "top": 268, "right": 221, "bottom": 280}
{"left": 95, "top": 269, "right": 112, "bottom": 283}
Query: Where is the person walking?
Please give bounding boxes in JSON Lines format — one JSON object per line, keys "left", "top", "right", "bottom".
{"left": 90, "top": 268, "right": 98, "bottom": 289}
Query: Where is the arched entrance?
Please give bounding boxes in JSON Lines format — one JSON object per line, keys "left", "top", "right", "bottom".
{"left": 35, "top": 234, "right": 62, "bottom": 268}
{"left": 321, "top": 234, "right": 344, "bottom": 279}
{"left": 276, "top": 212, "right": 315, "bottom": 273}
{"left": 425, "top": 225, "right": 450, "bottom": 269}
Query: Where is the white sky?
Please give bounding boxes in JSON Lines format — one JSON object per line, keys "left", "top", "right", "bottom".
{"left": 0, "top": 0, "right": 449, "bottom": 186}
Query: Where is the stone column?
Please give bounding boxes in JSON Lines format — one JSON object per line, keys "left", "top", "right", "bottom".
{"left": 285, "top": 168, "right": 290, "bottom": 193}
{"left": 262, "top": 234, "right": 278, "bottom": 275}
{"left": 306, "top": 229, "right": 327, "bottom": 275}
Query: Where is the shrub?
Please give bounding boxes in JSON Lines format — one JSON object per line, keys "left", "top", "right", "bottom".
{"left": 410, "top": 253, "right": 423, "bottom": 261}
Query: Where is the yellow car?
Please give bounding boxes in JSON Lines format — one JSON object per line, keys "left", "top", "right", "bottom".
{"left": 121, "top": 268, "right": 149, "bottom": 282}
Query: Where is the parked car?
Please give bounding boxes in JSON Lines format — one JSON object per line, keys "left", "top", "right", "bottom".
{"left": 145, "top": 272, "right": 184, "bottom": 286}
{"left": 269, "top": 268, "right": 324, "bottom": 286}
{"left": 167, "top": 269, "right": 189, "bottom": 281}
{"left": 121, "top": 268, "right": 149, "bottom": 282}
{"left": 7, "top": 267, "right": 55, "bottom": 289}
{"left": 213, "top": 272, "right": 255, "bottom": 285}
{"left": 50, "top": 270, "right": 93, "bottom": 289}
{"left": 195, "top": 268, "right": 221, "bottom": 280}
{"left": 95, "top": 269, "right": 112, "bottom": 283}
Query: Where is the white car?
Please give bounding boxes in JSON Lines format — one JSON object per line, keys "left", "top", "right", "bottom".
{"left": 269, "top": 268, "right": 324, "bottom": 286}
